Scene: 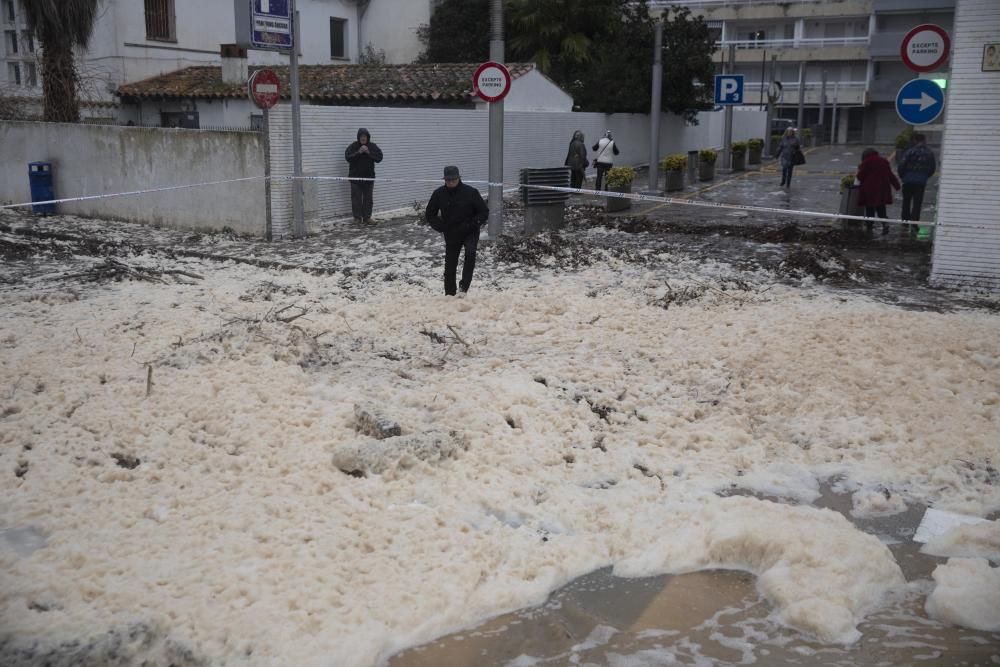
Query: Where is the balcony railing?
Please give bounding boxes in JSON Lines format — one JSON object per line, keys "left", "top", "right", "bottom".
{"left": 719, "top": 37, "right": 870, "bottom": 49}
{"left": 651, "top": 0, "right": 829, "bottom": 6}
{"left": 742, "top": 80, "right": 868, "bottom": 89}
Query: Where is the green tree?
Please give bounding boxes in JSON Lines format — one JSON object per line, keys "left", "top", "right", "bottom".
{"left": 570, "top": 4, "right": 715, "bottom": 120}
{"left": 22, "top": 0, "right": 100, "bottom": 122}
{"left": 416, "top": 0, "right": 715, "bottom": 121}
{"left": 506, "top": 0, "right": 621, "bottom": 77}
{"left": 416, "top": 0, "right": 490, "bottom": 63}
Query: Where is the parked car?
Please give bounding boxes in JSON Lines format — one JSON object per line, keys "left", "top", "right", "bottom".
{"left": 770, "top": 118, "right": 795, "bottom": 135}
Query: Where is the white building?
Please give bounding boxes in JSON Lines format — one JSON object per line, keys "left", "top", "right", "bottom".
{"left": 0, "top": 0, "right": 432, "bottom": 117}
{"left": 929, "top": 0, "right": 1000, "bottom": 289}
{"left": 115, "top": 61, "right": 574, "bottom": 129}
{"left": 651, "top": 0, "right": 956, "bottom": 144}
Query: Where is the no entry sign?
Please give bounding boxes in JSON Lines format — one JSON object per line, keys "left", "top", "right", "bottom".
{"left": 473, "top": 61, "right": 512, "bottom": 103}
{"left": 248, "top": 68, "right": 281, "bottom": 109}
{"left": 901, "top": 24, "right": 951, "bottom": 73}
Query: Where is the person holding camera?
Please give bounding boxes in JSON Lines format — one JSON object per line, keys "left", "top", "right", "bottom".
{"left": 425, "top": 166, "right": 489, "bottom": 296}
{"left": 344, "top": 127, "right": 383, "bottom": 225}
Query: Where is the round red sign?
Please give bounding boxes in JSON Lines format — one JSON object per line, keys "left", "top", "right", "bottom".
{"left": 473, "top": 61, "right": 512, "bottom": 103}
{"left": 900, "top": 24, "right": 951, "bottom": 73}
{"left": 248, "top": 68, "right": 281, "bottom": 110}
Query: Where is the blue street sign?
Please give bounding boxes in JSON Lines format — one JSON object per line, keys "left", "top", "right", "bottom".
{"left": 251, "top": 0, "right": 292, "bottom": 51}
{"left": 714, "top": 75, "right": 744, "bottom": 105}
{"left": 895, "top": 78, "right": 945, "bottom": 125}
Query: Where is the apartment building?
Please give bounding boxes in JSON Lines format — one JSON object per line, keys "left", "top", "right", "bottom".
{"left": 652, "top": 0, "right": 956, "bottom": 143}
{"left": 0, "top": 0, "right": 431, "bottom": 116}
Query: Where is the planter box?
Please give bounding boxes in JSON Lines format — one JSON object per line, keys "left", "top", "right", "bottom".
{"left": 698, "top": 162, "right": 715, "bottom": 182}
{"left": 748, "top": 147, "right": 762, "bottom": 165}
{"left": 769, "top": 138, "right": 780, "bottom": 156}
{"left": 838, "top": 186, "right": 864, "bottom": 226}
{"left": 606, "top": 184, "right": 632, "bottom": 212}
{"left": 664, "top": 170, "right": 684, "bottom": 192}
{"left": 732, "top": 151, "right": 746, "bottom": 172}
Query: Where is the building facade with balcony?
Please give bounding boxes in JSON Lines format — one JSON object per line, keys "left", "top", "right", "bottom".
{"left": 0, "top": 0, "right": 431, "bottom": 120}
{"left": 652, "top": 0, "right": 956, "bottom": 145}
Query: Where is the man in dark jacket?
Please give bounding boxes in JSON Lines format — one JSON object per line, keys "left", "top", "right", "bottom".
{"left": 897, "top": 132, "right": 936, "bottom": 234}
{"left": 344, "top": 127, "right": 383, "bottom": 225}
{"left": 425, "top": 166, "right": 489, "bottom": 296}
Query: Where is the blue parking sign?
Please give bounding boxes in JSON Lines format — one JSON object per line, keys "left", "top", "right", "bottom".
{"left": 251, "top": 0, "right": 292, "bottom": 51}
{"left": 714, "top": 75, "right": 744, "bottom": 105}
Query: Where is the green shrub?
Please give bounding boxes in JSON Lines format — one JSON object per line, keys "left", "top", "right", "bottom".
{"left": 840, "top": 175, "right": 856, "bottom": 191}
{"left": 659, "top": 154, "right": 688, "bottom": 172}
{"left": 731, "top": 141, "right": 748, "bottom": 154}
{"left": 605, "top": 166, "right": 635, "bottom": 189}
{"left": 802, "top": 128, "right": 813, "bottom": 139}
{"left": 698, "top": 149, "right": 717, "bottom": 164}
{"left": 770, "top": 133, "right": 783, "bottom": 142}
{"left": 895, "top": 126, "right": 914, "bottom": 150}
{"left": 747, "top": 138, "right": 764, "bottom": 150}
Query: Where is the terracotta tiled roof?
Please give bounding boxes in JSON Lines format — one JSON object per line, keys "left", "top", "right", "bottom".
{"left": 117, "top": 63, "right": 536, "bottom": 104}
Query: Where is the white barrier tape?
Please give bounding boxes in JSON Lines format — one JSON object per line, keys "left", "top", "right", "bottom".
{"left": 0, "top": 172, "right": 968, "bottom": 230}
{"left": 282, "top": 175, "right": 932, "bottom": 228}
{"left": 0, "top": 176, "right": 268, "bottom": 211}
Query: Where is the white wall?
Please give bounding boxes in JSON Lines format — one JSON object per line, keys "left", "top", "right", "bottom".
{"left": 476, "top": 70, "right": 574, "bottom": 112}
{"left": 360, "top": 0, "right": 430, "bottom": 63}
{"left": 0, "top": 121, "right": 266, "bottom": 235}
{"left": 267, "top": 105, "right": 766, "bottom": 237}
{"left": 39, "top": 0, "right": 370, "bottom": 104}
{"left": 930, "top": 0, "right": 1000, "bottom": 290}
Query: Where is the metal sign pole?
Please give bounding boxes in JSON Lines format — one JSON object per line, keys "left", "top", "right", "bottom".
{"left": 646, "top": 20, "right": 664, "bottom": 193}
{"left": 487, "top": 0, "right": 504, "bottom": 240}
{"left": 723, "top": 43, "right": 735, "bottom": 170}
{"left": 263, "top": 108, "right": 273, "bottom": 241}
{"left": 289, "top": 0, "right": 305, "bottom": 237}
{"left": 764, "top": 55, "right": 777, "bottom": 156}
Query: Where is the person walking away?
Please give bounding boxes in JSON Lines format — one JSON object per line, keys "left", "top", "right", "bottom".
{"left": 777, "top": 127, "right": 801, "bottom": 188}
{"left": 564, "top": 130, "right": 588, "bottom": 190}
{"left": 344, "top": 127, "right": 383, "bottom": 225}
{"left": 896, "top": 132, "right": 936, "bottom": 236}
{"left": 856, "top": 148, "right": 901, "bottom": 235}
{"left": 425, "top": 166, "right": 489, "bottom": 296}
{"left": 591, "top": 130, "right": 620, "bottom": 191}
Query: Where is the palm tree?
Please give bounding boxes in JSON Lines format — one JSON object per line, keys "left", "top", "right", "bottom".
{"left": 22, "top": 0, "right": 100, "bottom": 122}
{"left": 506, "top": 0, "right": 622, "bottom": 75}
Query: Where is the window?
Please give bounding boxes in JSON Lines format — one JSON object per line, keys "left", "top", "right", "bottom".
{"left": 3, "top": 0, "right": 14, "bottom": 24}
{"left": 21, "top": 29, "right": 32, "bottom": 52}
{"left": 330, "top": 17, "right": 347, "bottom": 59}
{"left": 25, "top": 61, "right": 36, "bottom": 87}
{"left": 144, "top": 0, "right": 176, "bottom": 42}
{"left": 4, "top": 29, "right": 16, "bottom": 55}
{"left": 747, "top": 30, "right": 765, "bottom": 44}
{"left": 161, "top": 111, "right": 199, "bottom": 129}
{"left": 8, "top": 61, "right": 19, "bottom": 86}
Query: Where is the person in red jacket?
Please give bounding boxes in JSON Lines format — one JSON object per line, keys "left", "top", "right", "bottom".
{"left": 856, "top": 148, "right": 901, "bottom": 235}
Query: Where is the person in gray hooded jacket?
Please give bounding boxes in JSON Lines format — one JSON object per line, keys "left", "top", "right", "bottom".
{"left": 564, "top": 130, "right": 588, "bottom": 189}
{"left": 344, "top": 127, "right": 383, "bottom": 224}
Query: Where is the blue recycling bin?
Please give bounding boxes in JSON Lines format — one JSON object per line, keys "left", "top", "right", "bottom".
{"left": 28, "top": 161, "right": 56, "bottom": 215}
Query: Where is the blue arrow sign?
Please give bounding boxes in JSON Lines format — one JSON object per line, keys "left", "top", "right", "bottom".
{"left": 251, "top": 0, "right": 292, "bottom": 51}
{"left": 714, "top": 75, "right": 744, "bottom": 105}
{"left": 895, "top": 78, "right": 945, "bottom": 125}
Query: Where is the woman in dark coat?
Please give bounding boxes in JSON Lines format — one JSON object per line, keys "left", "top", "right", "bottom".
{"left": 856, "top": 148, "right": 901, "bottom": 234}
{"left": 564, "top": 130, "right": 588, "bottom": 190}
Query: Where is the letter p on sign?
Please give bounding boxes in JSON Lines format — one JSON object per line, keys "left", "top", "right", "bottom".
{"left": 714, "top": 75, "right": 744, "bottom": 105}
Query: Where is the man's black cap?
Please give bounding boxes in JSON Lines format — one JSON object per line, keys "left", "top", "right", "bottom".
{"left": 443, "top": 166, "right": 460, "bottom": 180}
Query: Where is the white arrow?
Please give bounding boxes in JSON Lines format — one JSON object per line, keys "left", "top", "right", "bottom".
{"left": 901, "top": 92, "right": 938, "bottom": 112}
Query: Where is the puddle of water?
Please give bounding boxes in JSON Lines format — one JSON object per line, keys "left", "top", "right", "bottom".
{"left": 390, "top": 486, "right": 1000, "bottom": 667}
